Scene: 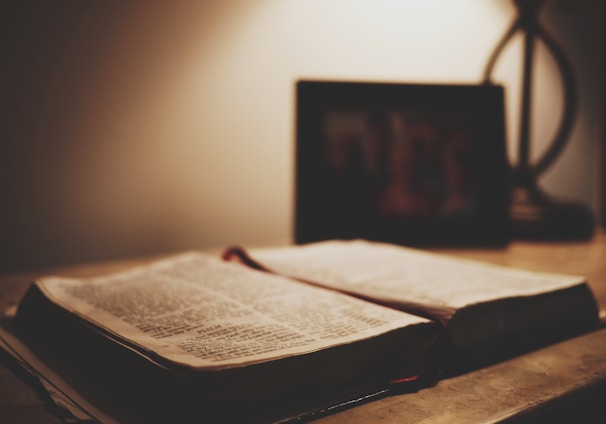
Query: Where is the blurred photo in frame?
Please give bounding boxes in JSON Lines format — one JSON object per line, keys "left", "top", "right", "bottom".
{"left": 295, "top": 80, "right": 510, "bottom": 246}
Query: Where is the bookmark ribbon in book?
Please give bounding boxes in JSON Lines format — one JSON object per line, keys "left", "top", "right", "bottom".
{"left": 222, "top": 246, "right": 272, "bottom": 272}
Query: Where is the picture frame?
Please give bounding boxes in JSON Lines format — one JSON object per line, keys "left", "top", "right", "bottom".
{"left": 295, "top": 80, "right": 511, "bottom": 246}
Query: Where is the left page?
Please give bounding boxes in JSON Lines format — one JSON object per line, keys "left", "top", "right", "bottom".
{"left": 25, "top": 252, "right": 431, "bottom": 371}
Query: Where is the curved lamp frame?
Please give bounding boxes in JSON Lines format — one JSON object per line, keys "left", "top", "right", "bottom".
{"left": 482, "top": 0, "right": 593, "bottom": 239}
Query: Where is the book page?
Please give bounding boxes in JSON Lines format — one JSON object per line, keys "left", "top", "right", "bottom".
{"left": 247, "top": 240, "right": 586, "bottom": 311}
{"left": 33, "top": 253, "right": 429, "bottom": 370}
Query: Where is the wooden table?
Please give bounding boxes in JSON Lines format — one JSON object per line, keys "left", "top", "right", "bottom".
{"left": 1, "top": 232, "right": 606, "bottom": 423}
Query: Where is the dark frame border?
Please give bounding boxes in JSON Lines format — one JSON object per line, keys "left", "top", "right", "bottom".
{"left": 295, "top": 80, "right": 511, "bottom": 246}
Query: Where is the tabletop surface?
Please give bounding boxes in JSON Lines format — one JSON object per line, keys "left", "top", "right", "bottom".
{"left": 1, "top": 231, "right": 606, "bottom": 423}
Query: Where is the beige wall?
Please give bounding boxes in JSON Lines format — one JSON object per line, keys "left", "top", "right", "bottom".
{"left": 1, "top": 0, "right": 604, "bottom": 272}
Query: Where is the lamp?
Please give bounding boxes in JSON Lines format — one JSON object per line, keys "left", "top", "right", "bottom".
{"left": 483, "top": 0, "right": 594, "bottom": 239}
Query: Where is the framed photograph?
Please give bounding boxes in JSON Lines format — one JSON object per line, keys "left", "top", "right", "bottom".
{"left": 295, "top": 80, "right": 510, "bottom": 246}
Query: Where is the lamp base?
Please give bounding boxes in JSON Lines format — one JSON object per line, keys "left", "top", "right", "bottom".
{"left": 510, "top": 185, "right": 594, "bottom": 240}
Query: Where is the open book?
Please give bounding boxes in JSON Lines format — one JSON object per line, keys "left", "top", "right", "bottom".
{"left": 13, "top": 251, "right": 441, "bottom": 423}
{"left": 12, "top": 240, "right": 600, "bottom": 423}
{"left": 224, "top": 239, "right": 600, "bottom": 369}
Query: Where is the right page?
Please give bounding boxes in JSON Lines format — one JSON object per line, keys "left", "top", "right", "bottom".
{"left": 227, "top": 240, "right": 600, "bottom": 364}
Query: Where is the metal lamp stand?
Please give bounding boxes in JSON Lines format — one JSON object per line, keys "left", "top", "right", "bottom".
{"left": 483, "top": 0, "right": 593, "bottom": 239}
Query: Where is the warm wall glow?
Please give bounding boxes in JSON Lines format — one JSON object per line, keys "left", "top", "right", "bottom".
{"left": 1, "top": 0, "right": 603, "bottom": 272}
